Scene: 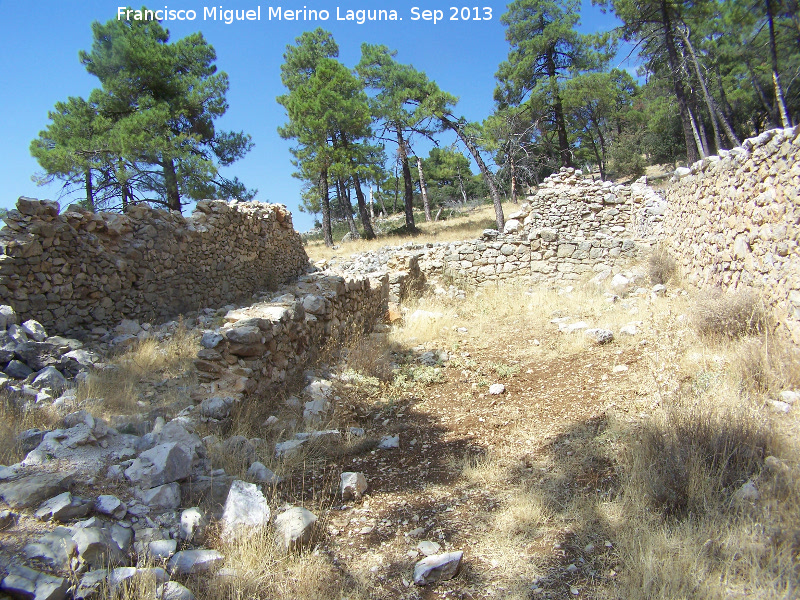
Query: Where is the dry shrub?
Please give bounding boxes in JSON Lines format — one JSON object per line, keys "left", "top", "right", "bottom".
{"left": 0, "top": 392, "right": 59, "bottom": 465}
{"left": 648, "top": 245, "right": 677, "bottom": 285}
{"left": 628, "top": 397, "right": 774, "bottom": 519}
{"left": 692, "top": 289, "right": 769, "bottom": 338}
{"left": 734, "top": 336, "right": 800, "bottom": 394}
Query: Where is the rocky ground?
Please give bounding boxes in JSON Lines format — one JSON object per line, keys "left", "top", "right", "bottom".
{"left": 0, "top": 263, "right": 798, "bottom": 600}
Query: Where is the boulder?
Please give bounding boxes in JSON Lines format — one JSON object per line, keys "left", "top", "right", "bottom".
{"left": 274, "top": 507, "right": 317, "bottom": 552}
{"left": 4, "top": 359, "right": 33, "bottom": 379}
{"left": 246, "top": 461, "right": 281, "bottom": 484}
{"left": 200, "top": 396, "right": 235, "bottom": 421}
{"left": 221, "top": 479, "right": 270, "bottom": 538}
{"left": 0, "top": 471, "right": 75, "bottom": 508}
{"left": 35, "top": 492, "right": 91, "bottom": 522}
{"left": 135, "top": 482, "right": 181, "bottom": 510}
{"left": 340, "top": 472, "right": 368, "bottom": 501}
{"left": 167, "top": 549, "right": 224, "bottom": 575}
{"left": 24, "top": 528, "right": 77, "bottom": 570}
{"left": 0, "top": 564, "right": 69, "bottom": 600}
{"left": 21, "top": 320, "right": 48, "bottom": 342}
{"left": 584, "top": 328, "right": 614, "bottom": 344}
{"left": 179, "top": 507, "right": 206, "bottom": 542}
{"left": 125, "top": 442, "right": 192, "bottom": 488}
{"left": 156, "top": 581, "right": 197, "bottom": 600}
{"left": 31, "top": 366, "right": 67, "bottom": 392}
{"left": 95, "top": 495, "right": 127, "bottom": 519}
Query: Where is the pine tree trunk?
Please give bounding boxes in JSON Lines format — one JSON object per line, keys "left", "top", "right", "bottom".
{"left": 397, "top": 130, "right": 417, "bottom": 232}
{"left": 660, "top": 0, "right": 701, "bottom": 163}
{"left": 353, "top": 173, "right": 376, "bottom": 239}
{"left": 164, "top": 158, "right": 181, "bottom": 212}
{"left": 545, "top": 41, "right": 572, "bottom": 168}
{"left": 319, "top": 168, "right": 333, "bottom": 247}
{"left": 337, "top": 178, "right": 360, "bottom": 239}
{"left": 679, "top": 27, "right": 724, "bottom": 151}
{"left": 766, "top": 0, "right": 792, "bottom": 127}
{"left": 417, "top": 157, "right": 432, "bottom": 222}
{"left": 509, "top": 150, "right": 518, "bottom": 204}
{"left": 85, "top": 169, "right": 95, "bottom": 212}
{"left": 441, "top": 115, "right": 505, "bottom": 231}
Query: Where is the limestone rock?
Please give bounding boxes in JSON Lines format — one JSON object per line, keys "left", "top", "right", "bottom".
{"left": 413, "top": 551, "right": 463, "bottom": 585}
{"left": 21, "top": 320, "right": 48, "bottom": 342}
{"left": 24, "top": 528, "right": 77, "bottom": 570}
{"left": 35, "top": 492, "right": 91, "bottom": 522}
{"left": 135, "top": 482, "right": 181, "bottom": 510}
{"left": 247, "top": 461, "right": 281, "bottom": 484}
{"left": 221, "top": 479, "right": 270, "bottom": 537}
{"left": 0, "top": 471, "right": 75, "bottom": 508}
{"left": 378, "top": 435, "right": 399, "bottom": 449}
{"left": 125, "top": 442, "right": 192, "bottom": 488}
{"left": 584, "top": 328, "right": 614, "bottom": 344}
{"left": 488, "top": 383, "right": 505, "bottom": 395}
{"left": 168, "top": 549, "right": 225, "bottom": 575}
{"left": 95, "top": 495, "right": 127, "bottom": 519}
{"left": 274, "top": 507, "right": 317, "bottom": 552}
{"left": 340, "top": 472, "right": 368, "bottom": 501}
{"left": 200, "top": 396, "right": 235, "bottom": 421}
{"left": 0, "top": 564, "right": 69, "bottom": 600}
{"left": 157, "top": 582, "right": 197, "bottom": 600}
{"left": 31, "top": 366, "right": 67, "bottom": 392}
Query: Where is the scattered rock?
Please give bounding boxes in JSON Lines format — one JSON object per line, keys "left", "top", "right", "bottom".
{"left": 35, "top": 492, "right": 91, "bottom": 522}
{"left": 0, "top": 564, "right": 69, "bottom": 600}
{"left": 0, "top": 471, "right": 75, "bottom": 508}
{"left": 488, "top": 383, "right": 505, "bottom": 395}
{"left": 340, "top": 472, "right": 368, "bottom": 501}
{"left": 179, "top": 507, "right": 206, "bottom": 542}
{"left": 221, "top": 479, "right": 270, "bottom": 538}
{"left": 136, "top": 482, "right": 181, "bottom": 510}
{"left": 584, "top": 328, "right": 614, "bottom": 344}
{"left": 125, "top": 442, "right": 192, "bottom": 488}
{"left": 413, "top": 551, "right": 463, "bottom": 585}
{"left": 168, "top": 549, "right": 225, "bottom": 576}
{"left": 156, "top": 581, "right": 197, "bottom": 600}
{"left": 378, "top": 435, "right": 400, "bottom": 449}
{"left": 95, "top": 495, "right": 127, "bottom": 519}
{"left": 733, "top": 480, "right": 759, "bottom": 503}
{"left": 247, "top": 461, "right": 281, "bottom": 484}
{"left": 274, "top": 507, "right": 317, "bottom": 552}
{"left": 417, "top": 541, "right": 441, "bottom": 556}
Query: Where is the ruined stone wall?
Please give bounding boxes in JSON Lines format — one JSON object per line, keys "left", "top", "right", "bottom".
{"left": 325, "top": 231, "right": 643, "bottom": 290}
{"left": 664, "top": 126, "right": 800, "bottom": 342}
{"left": 194, "top": 271, "right": 388, "bottom": 395}
{"left": 509, "top": 168, "right": 665, "bottom": 239}
{"left": 0, "top": 198, "right": 309, "bottom": 336}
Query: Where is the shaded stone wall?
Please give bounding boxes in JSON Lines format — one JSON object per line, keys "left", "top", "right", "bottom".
{"left": 194, "top": 271, "right": 388, "bottom": 396}
{"left": 664, "top": 126, "right": 800, "bottom": 342}
{"left": 0, "top": 198, "right": 309, "bottom": 336}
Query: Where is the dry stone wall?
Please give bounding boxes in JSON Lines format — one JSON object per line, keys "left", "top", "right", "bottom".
{"left": 194, "top": 271, "right": 388, "bottom": 396}
{"left": 0, "top": 198, "right": 309, "bottom": 336}
{"left": 664, "top": 126, "right": 800, "bottom": 342}
{"left": 512, "top": 168, "right": 665, "bottom": 239}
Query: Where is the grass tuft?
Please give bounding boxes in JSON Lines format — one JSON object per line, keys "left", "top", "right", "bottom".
{"left": 692, "top": 289, "right": 770, "bottom": 339}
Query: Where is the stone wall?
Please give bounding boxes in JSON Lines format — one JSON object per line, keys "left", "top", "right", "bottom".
{"left": 664, "top": 126, "right": 800, "bottom": 342}
{"left": 0, "top": 198, "right": 309, "bottom": 336}
{"left": 194, "top": 271, "right": 388, "bottom": 396}
{"left": 324, "top": 229, "right": 643, "bottom": 290}
{"left": 507, "top": 168, "right": 665, "bottom": 239}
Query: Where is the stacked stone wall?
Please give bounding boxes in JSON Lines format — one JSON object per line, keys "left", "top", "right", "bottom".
{"left": 0, "top": 198, "right": 309, "bottom": 336}
{"left": 194, "top": 271, "right": 388, "bottom": 395}
{"left": 664, "top": 126, "right": 800, "bottom": 342}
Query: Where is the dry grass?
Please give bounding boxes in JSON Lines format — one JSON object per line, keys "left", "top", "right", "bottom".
{"left": 0, "top": 392, "right": 59, "bottom": 465}
{"left": 692, "top": 288, "right": 770, "bottom": 339}
{"left": 76, "top": 322, "right": 199, "bottom": 417}
{"left": 305, "top": 201, "right": 517, "bottom": 262}
{"left": 647, "top": 244, "right": 678, "bottom": 285}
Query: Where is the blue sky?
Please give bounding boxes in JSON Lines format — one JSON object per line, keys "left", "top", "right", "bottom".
{"left": 1, "top": 1, "right": 627, "bottom": 232}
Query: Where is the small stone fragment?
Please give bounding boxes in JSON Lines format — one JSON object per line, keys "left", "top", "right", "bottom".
{"left": 340, "top": 472, "right": 368, "bottom": 501}
{"left": 274, "top": 507, "right": 317, "bottom": 552}
{"left": 489, "top": 383, "right": 505, "bottom": 395}
{"left": 168, "top": 549, "right": 225, "bottom": 575}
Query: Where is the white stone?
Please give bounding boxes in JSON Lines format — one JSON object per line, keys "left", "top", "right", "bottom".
{"left": 125, "top": 442, "right": 192, "bottom": 488}
{"left": 95, "top": 495, "right": 127, "bottom": 519}
{"left": 156, "top": 581, "right": 196, "bottom": 600}
{"left": 179, "top": 507, "right": 206, "bottom": 542}
{"left": 136, "top": 482, "right": 181, "bottom": 510}
{"left": 275, "top": 438, "right": 306, "bottom": 458}
{"left": 221, "top": 480, "right": 270, "bottom": 537}
{"left": 584, "top": 328, "right": 614, "bottom": 344}
{"left": 378, "top": 435, "right": 400, "bottom": 449}
{"left": 488, "top": 383, "right": 505, "bottom": 395}
{"left": 168, "top": 549, "right": 225, "bottom": 575}
{"left": 21, "top": 320, "right": 48, "bottom": 342}
{"left": 413, "top": 551, "right": 463, "bottom": 585}
{"left": 340, "top": 472, "right": 368, "bottom": 500}
{"left": 274, "top": 507, "right": 317, "bottom": 552}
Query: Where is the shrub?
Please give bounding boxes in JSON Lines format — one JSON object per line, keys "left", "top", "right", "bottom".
{"left": 629, "top": 398, "right": 774, "bottom": 519}
{"left": 691, "top": 289, "right": 769, "bottom": 338}
{"left": 647, "top": 245, "right": 677, "bottom": 285}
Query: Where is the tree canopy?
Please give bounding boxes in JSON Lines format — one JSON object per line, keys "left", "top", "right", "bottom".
{"left": 31, "top": 13, "right": 253, "bottom": 213}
